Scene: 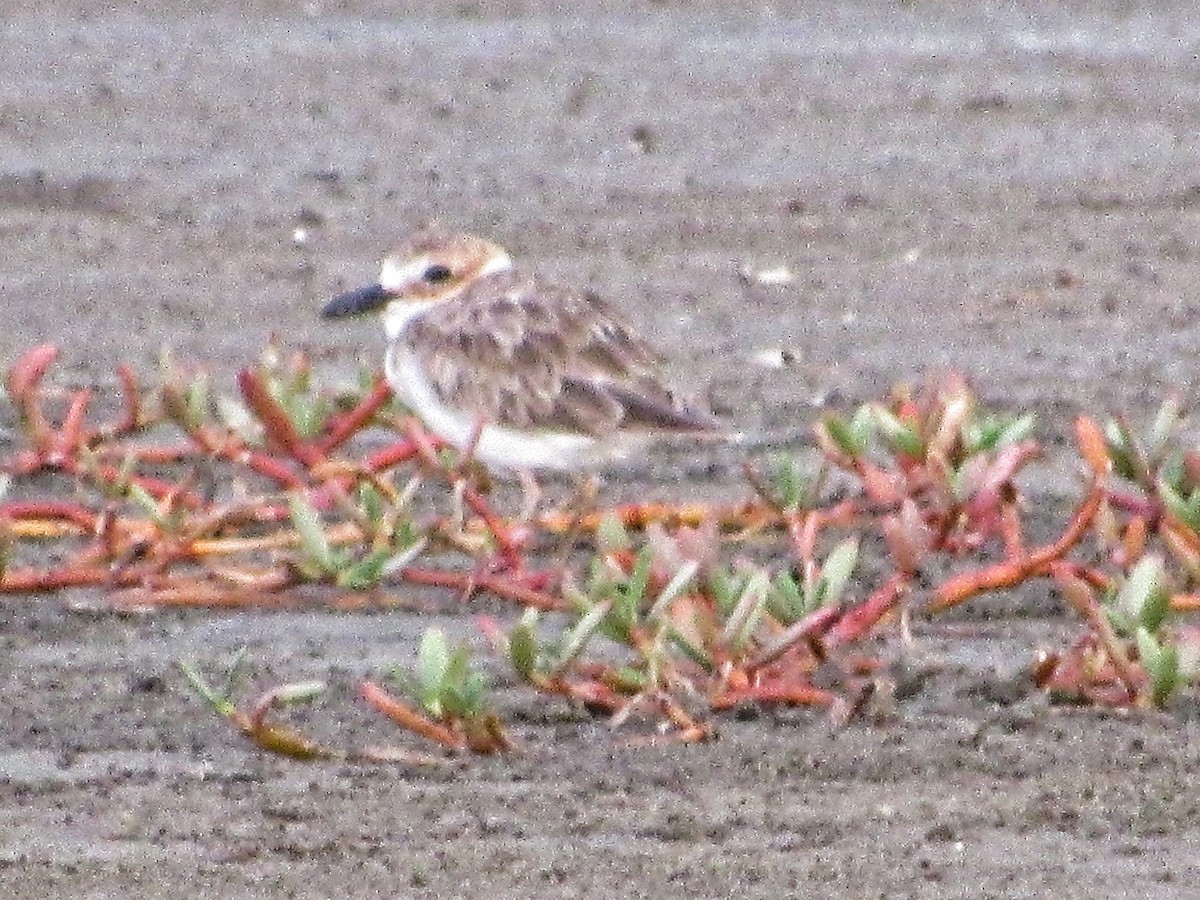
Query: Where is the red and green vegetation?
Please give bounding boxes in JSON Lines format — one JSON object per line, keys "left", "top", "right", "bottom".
{"left": 5, "top": 342, "right": 1200, "bottom": 758}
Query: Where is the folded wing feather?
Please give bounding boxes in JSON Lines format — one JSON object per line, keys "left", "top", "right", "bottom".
{"left": 405, "top": 272, "right": 719, "bottom": 436}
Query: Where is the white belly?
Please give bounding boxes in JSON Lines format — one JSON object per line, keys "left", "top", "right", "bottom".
{"left": 386, "top": 344, "right": 635, "bottom": 472}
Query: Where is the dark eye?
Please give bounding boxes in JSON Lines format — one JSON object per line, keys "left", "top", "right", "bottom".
{"left": 423, "top": 264, "right": 453, "bottom": 284}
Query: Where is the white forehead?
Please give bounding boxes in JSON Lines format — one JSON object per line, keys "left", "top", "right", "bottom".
{"left": 378, "top": 256, "right": 430, "bottom": 292}
{"left": 479, "top": 250, "right": 513, "bottom": 276}
{"left": 377, "top": 247, "right": 514, "bottom": 291}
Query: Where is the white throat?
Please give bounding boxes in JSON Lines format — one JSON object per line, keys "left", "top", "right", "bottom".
{"left": 383, "top": 298, "right": 438, "bottom": 341}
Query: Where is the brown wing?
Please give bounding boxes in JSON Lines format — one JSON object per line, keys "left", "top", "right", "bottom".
{"left": 405, "top": 271, "right": 720, "bottom": 436}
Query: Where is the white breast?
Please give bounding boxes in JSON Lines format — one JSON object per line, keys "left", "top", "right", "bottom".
{"left": 385, "top": 342, "right": 634, "bottom": 472}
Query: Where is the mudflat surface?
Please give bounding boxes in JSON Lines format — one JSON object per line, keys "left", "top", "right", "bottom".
{"left": 4, "top": 2, "right": 1200, "bottom": 897}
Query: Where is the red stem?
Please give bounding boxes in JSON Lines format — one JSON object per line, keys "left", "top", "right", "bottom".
{"left": 461, "top": 485, "right": 524, "bottom": 571}
{"left": 237, "top": 369, "right": 321, "bottom": 466}
{"left": 236, "top": 448, "right": 308, "bottom": 488}
{"left": 92, "top": 443, "right": 195, "bottom": 465}
{"left": 364, "top": 439, "right": 421, "bottom": 472}
{"left": 113, "top": 363, "right": 142, "bottom": 433}
{"left": 400, "top": 566, "right": 568, "bottom": 611}
{"left": 317, "top": 377, "right": 392, "bottom": 455}
{"left": 822, "top": 574, "right": 909, "bottom": 648}
{"left": 47, "top": 389, "right": 93, "bottom": 465}
{"left": 0, "top": 500, "right": 100, "bottom": 531}
{"left": 963, "top": 439, "right": 1040, "bottom": 523}
{"left": 711, "top": 682, "right": 836, "bottom": 710}
{"left": 359, "top": 680, "right": 466, "bottom": 751}
{"left": 0, "top": 565, "right": 147, "bottom": 592}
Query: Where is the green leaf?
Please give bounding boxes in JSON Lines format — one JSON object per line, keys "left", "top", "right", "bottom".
{"left": 1113, "top": 555, "right": 1169, "bottom": 634}
{"left": 219, "top": 645, "right": 251, "bottom": 699}
{"left": 177, "top": 648, "right": 249, "bottom": 720}
{"left": 356, "top": 482, "right": 384, "bottom": 525}
{"left": 1157, "top": 461, "right": 1200, "bottom": 531}
{"left": 299, "top": 395, "right": 332, "bottom": 439}
{"left": 963, "top": 412, "right": 1033, "bottom": 455}
{"left": 568, "top": 564, "right": 609, "bottom": 614}
{"left": 107, "top": 453, "right": 137, "bottom": 495}
{"left": 849, "top": 405, "right": 875, "bottom": 449}
{"left": 665, "top": 627, "right": 715, "bottom": 672}
{"left": 646, "top": 560, "right": 699, "bottom": 623}
{"left": 721, "top": 570, "right": 770, "bottom": 653}
{"left": 608, "top": 666, "right": 648, "bottom": 694}
{"left": 178, "top": 660, "right": 236, "bottom": 717}
{"left": 1103, "top": 418, "right": 1137, "bottom": 481}
{"left": 823, "top": 412, "right": 867, "bottom": 458}
{"left": 444, "top": 647, "right": 470, "bottom": 690}
{"left": 991, "top": 412, "right": 1037, "bottom": 452}
{"left": 604, "top": 550, "right": 651, "bottom": 642}
{"left": 185, "top": 373, "right": 210, "bottom": 428}
{"left": 1158, "top": 477, "right": 1196, "bottom": 530}
{"left": 127, "top": 483, "right": 165, "bottom": 525}
{"left": 771, "top": 456, "right": 800, "bottom": 508}
{"left": 381, "top": 536, "right": 428, "bottom": 577}
{"left": 768, "top": 570, "right": 807, "bottom": 624}
{"left": 416, "top": 628, "right": 451, "bottom": 717}
{"left": 1136, "top": 627, "right": 1179, "bottom": 707}
{"left": 554, "top": 600, "right": 611, "bottom": 674}
{"left": 625, "top": 547, "right": 653, "bottom": 606}
{"left": 289, "top": 357, "right": 312, "bottom": 395}
{"left": 708, "top": 567, "right": 743, "bottom": 617}
{"left": 268, "top": 680, "right": 327, "bottom": 706}
{"left": 767, "top": 455, "right": 822, "bottom": 510}
{"left": 596, "top": 513, "right": 631, "bottom": 553}
{"left": 287, "top": 493, "right": 335, "bottom": 574}
{"left": 509, "top": 609, "right": 540, "bottom": 680}
{"left": 818, "top": 537, "right": 860, "bottom": 608}
{"left": 872, "top": 406, "right": 923, "bottom": 457}
{"left": 1181, "top": 491, "right": 1200, "bottom": 532}
{"left": 1148, "top": 396, "right": 1183, "bottom": 461}
{"left": 444, "top": 670, "right": 489, "bottom": 719}
{"left": 336, "top": 548, "right": 391, "bottom": 589}
{"left": 1160, "top": 451, "right": 1186, "bottom": 491}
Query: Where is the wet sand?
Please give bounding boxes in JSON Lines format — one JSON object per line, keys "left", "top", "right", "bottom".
{"left": 4, "top": 3, "right": 1200, "bottom": 896}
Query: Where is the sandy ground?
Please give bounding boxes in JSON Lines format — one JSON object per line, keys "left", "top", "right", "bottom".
{"left": 4, "top": 1, "right": 1200, "bottom": 896}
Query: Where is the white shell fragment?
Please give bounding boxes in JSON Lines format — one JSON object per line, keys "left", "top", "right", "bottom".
{"left": 738, "top": 264, "right": 796, "bottom": 286}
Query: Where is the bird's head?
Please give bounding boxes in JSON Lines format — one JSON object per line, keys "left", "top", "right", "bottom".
{"left": 321, "top": 227, "right": 513, "bottom": 337}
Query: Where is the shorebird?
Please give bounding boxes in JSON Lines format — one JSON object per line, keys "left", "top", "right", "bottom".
{"left": 321, "top": 226, "right": 730, "bottom": 473}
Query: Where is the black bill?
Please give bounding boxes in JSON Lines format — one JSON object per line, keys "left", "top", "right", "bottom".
{"left": 321, "top": 283, "right": 391, "bottom": 319}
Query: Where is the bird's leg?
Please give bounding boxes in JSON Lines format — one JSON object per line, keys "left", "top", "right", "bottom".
{"left": 548, "top": 473, "right": 600, "bottom": 579}
{"left": 444, "top": 418, "right": 486, "bottom": 541}
{"left": 449, "top": 477, "right": 468, "bottom": 538}
{"left": 573, "top": 473, "right": 601, "bottom": 529}
{"left": 448, "top": 414, "right": 533, "bottom": 572}
{"left": 517, "top": 468, "right": 542, "bottom": 525}
{"left": 403, "top": 415, "right": 491, "bottom": 557}
{"left": 454, "top": 416, "right": 486, "bottom": 476}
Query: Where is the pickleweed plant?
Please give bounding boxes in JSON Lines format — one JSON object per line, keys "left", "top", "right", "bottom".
{"left": 179, "top": 649, "right": 335, "bottom": 760}
{"left": 1103, "top": 395, "right": 1183, "bottom": 489}
{"left": 390, "top": 628, "right": 492, "bottom": 723}
{"left": 371, "top": 627, "right": 512, "bottom": 753}
{"left": 287, "top": 490, "right": 425, "bottom": 589}
{"left": 758, "top": 452, "right": 830, "bottom": 513}
{"left": 255, "top": 340, "right": 332, "bottom": 440}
